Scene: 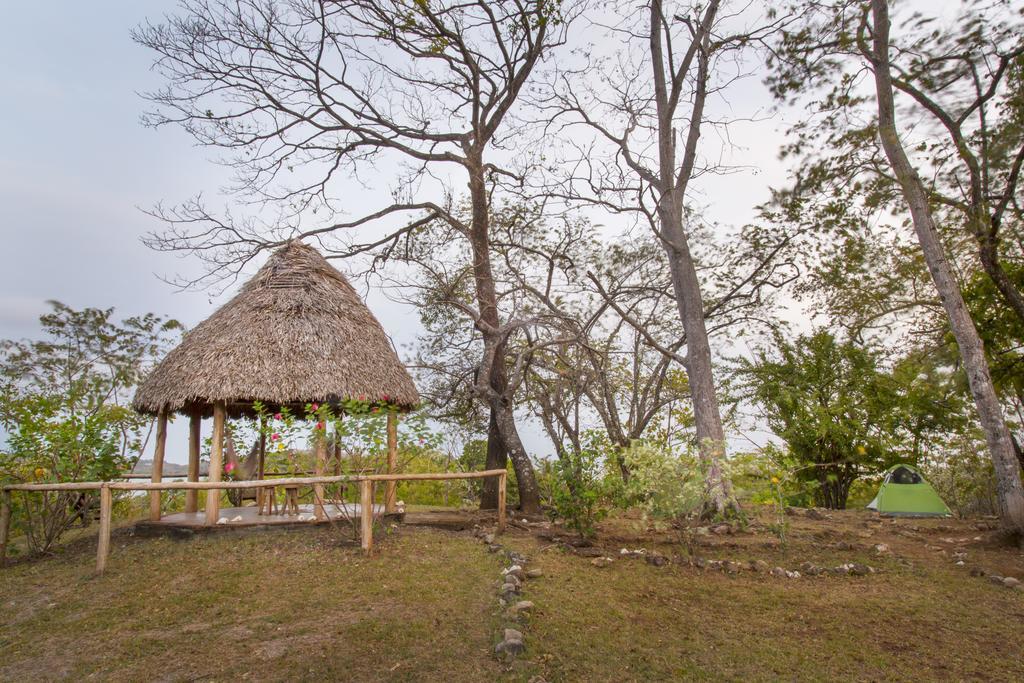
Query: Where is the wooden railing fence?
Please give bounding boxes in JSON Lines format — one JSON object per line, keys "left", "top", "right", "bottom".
{"left": 0, "top": 469, "right": 507, "bottom": 573}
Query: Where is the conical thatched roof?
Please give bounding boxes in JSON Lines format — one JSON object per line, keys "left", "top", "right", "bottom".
{"left": 133, "top": 242, "right": 419, "bottom": 417}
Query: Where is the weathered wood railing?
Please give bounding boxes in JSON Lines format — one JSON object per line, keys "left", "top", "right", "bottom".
{"left": 0, "top": 469, "right": 507, "bottom": 573}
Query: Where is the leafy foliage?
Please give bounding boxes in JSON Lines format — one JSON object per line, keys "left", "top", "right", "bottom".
{"left": 0, "top": 301, "right": 180, "bottom": 553}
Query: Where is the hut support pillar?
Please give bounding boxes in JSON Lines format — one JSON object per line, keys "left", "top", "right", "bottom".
{"left": 360, "top": 479, "right": 374, "bottom": 553}
{"left": 204, "top": 402, "right": 226, "bottom": 526}
{"left": 185, "top": 411, "right": 201, "bottom": 513}
{"left": 385, "top": 412, "right": 398, "bottom": 513}
{"left": 149, "top": 408, "right": 168, "bottom": 522}
{"left": 314, "top": 431, "right": 327, "bottom": 521}
{"left": 256, "top": 416, "right": 266, "bottom": 509}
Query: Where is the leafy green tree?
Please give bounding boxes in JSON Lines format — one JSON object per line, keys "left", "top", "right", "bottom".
{"left": 0, "top": 301, "right": 180, "bottom": 553}
{"left": 736, "top": 331, "right": 962, "bottom": 509}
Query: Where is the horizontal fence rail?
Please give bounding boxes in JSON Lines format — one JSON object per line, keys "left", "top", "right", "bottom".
{"left": 0, "top": 469, "right": 507, "bottom": 573}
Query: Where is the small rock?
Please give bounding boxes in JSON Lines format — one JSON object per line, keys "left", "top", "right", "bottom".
{"left": 525, "top": 568, "right": 544, "bottom": 579}
{"left": 786, "top": 570, "right": 801, "bottom": 579}
{"left": 591, "top": 557, "right": 614, "bottom": 568}
{"left": 694, "top": 557, "right": 708, "bottom": 570}
{"left": 873, "top": 543, "right": 890, "bottom": 554}
{"left": 707, "top": 560, "right": 723, "bottom": 571}
{"left": 849, "top": 564, "right": 870, "bottom": 576}
{"left": 484, "top": 533, "right": 496, "bottom": 544}
{"left": 770, "top": 566, "right": 787, "bottom": 578}
{"left": 988, "top": 574, "right": 1005, "bottom": 586}
{"left": 969, "top": 566, "right": 987, "bottom": 577}
{"left": 955, "top": 560, "right": 966, "bottom": 566}
{"left": 512, "top": 600, "right": 534, "bottom": 613}
{"left": 710, "top": 523, "right": 732, "bottom": 535}
{"left": 504, "top": 565, "right": 525, "bottom": 580}
{"left": 835, "top": 541, "right": 854, "bottom": 551}
{"left": 749, "top": 559, "right": 770, "bottom": 573}
{"left": 217, "top": 517, "right": 228, "bottom": 525}
{"left": 495, "top": 637, "right": 525, "bottom": 657}
{"left": 829, "top": 566, "right": 849, "bottom": 576}
{"left": 1002, "top": 577, "right": 1020, "bottom": 588}
{"left": 724, "top": 560, "right": 741, "bottom": 574}
{"left": 646, "top": 554, "right": 669, "bottom": 567}
{"left": 487, "top": 544, "right": 502, "bottom": 553}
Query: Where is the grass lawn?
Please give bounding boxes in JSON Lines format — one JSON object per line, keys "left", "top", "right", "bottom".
{"left": 1, "top": 509, "right": 1023, "bottom": 681}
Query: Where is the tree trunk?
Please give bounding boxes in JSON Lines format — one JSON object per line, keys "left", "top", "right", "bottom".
{"left": 466, "top": 157, "right": 540, "bottom": 514}
{"left": 870, "top": 0, "right": 1024, "bottom": 534}
{"left": 647, "top": 0, "right": 736, "bottom": 518}
{"left": 661, "top": 217, "right": 737, "bottom": 517}
{"left": 480, "top": 407, "right": 507, "bottom": 509}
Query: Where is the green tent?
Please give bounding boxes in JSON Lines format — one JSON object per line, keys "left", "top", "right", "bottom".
{"left": 867, "top": 464, "right": 951, "bottom": 517}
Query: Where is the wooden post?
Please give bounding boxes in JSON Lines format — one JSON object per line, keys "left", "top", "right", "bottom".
{"left": 360, "top": 479, "right": 374, "bottom": 553}
{"left": 205, "top": 402, "right": 226, "bottom": 526}
{"left": 185, "top": 411, "right": 201, "bottom": 513}
{"left": 149, "top": 408, "right": 168, "bottom": 522}
{"left": 0, "top": 490, "right": 11, "bottom": 567}
{"left": 385, "top": 411, "right": 398, "bottom": 513}
{"left": 96, "top": 485, "right": 112, "bottom": 574}
{"left": 497, "top": 471, "right": 507, "bottom": 533}
{"left": 256, "top": 417, "right": 267, "bottom": 509}
{"left": 314, "top": 431, "right": 327, "bottom": 521}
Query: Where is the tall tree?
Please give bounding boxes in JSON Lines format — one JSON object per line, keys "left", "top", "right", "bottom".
{"left": 545, "top": 0, "right": 787, "bottom": 514}
{"left": 134, "top": 0, "right": 581, "bottom": 513}
{"left": 865, "top": 0, "right": 1024, "bottom": 533}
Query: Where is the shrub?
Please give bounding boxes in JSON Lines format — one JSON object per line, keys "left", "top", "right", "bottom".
{"left": 548, "top": 434, "right": 610, "bottom": 540}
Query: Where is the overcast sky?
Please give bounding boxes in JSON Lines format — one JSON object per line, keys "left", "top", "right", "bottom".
{"left": 0, "top": 1, "right": 792, "bottom": 464}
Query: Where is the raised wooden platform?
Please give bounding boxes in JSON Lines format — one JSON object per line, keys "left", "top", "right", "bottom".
{"left": 151, "top": 503, "right": 389, "bottom": 529}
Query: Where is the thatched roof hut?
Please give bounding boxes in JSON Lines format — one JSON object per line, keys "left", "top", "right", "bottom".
{"left": 134, "top": 241, "right": 419, "bottom": 418}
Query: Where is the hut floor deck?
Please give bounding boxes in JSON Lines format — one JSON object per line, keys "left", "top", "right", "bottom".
{"left": 150, "top": 503, "right": 388, "bottom": 529}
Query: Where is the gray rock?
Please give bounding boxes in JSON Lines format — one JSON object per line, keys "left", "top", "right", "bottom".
{"left": 495, "top": 637, "right": 526, "bottom": 656}
{"left": 590, "top": 557, "right": 614, "bottom": 568}
{"left": 645, "top": 553, "right": 669, "bottom": 567}
{"left": 710, "top": 523, "right": 732, "bottom": 535}
{"left": 849, "top": 564, "right": 870, "bottom": 576}
{"left": 1003, "top": 576, "right": 1020, "bottom": 588}
{"left": 504, "top": 565, "right": 525, "bottom": 581}
{"left": 873, "top": 543, "right": 890, "bottom": 554}
{"left": 525, "top": 568, "right": 544, "bottom": 579}
{"left": 694, "top": 557, "right": 708, "bottom": 570}
{"left": 829, "top": 566, "right": 849, "bottom": 576}
{"left": 512, "top": 600, "right": 534, "bottom": 613}
{"left": 487, "top": 544, "right": 502, "bottom": 553}
{"left": 988, "top": 574, "right": 1006, "bottom": 585}
{"left": 483, "top": 533, "right": 495, "bottom": 544}
{"left": 749, "top": 559, "right": 770, "bottom": 573}
{"left": 770, "top": 566, "right": 787, "bottom": 578}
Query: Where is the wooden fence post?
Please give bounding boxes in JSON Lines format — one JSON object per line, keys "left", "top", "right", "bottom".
{"left": 149, "top": 408, "right": 168, "bottom": 522}
{"left": 360, "top": 479, "right": 374, "bottom": 553}
{"left": 497, "top": 471, "right": 507, "bottom": 533}
{"left": 96, "top": 485, "right": 112, "bottom": 574}
{"left": 0, "top": 490, "right": 11, "bottom": 567}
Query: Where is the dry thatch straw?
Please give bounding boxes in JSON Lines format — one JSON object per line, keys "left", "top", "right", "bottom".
{"left": 133, "top": 241, "right": 419, "bottom": 417}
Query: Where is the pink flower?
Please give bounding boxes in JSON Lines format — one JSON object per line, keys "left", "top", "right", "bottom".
{"left": 225, "top": 462, "right": 236, "bottom": 473}
{"left": 311, "top": 402, "right": 320, "bottom": 411}
{"left": 316, "top": 421, "right": 325, "bottom": 431}
{"left": 273, "top": 412, "right": 282, "bottom": 421}
{"left": 382, "top": 394, "right": 390, "bottom": 401}
{"left": 271, "top": 433, "right": 280, "bottom": 441}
